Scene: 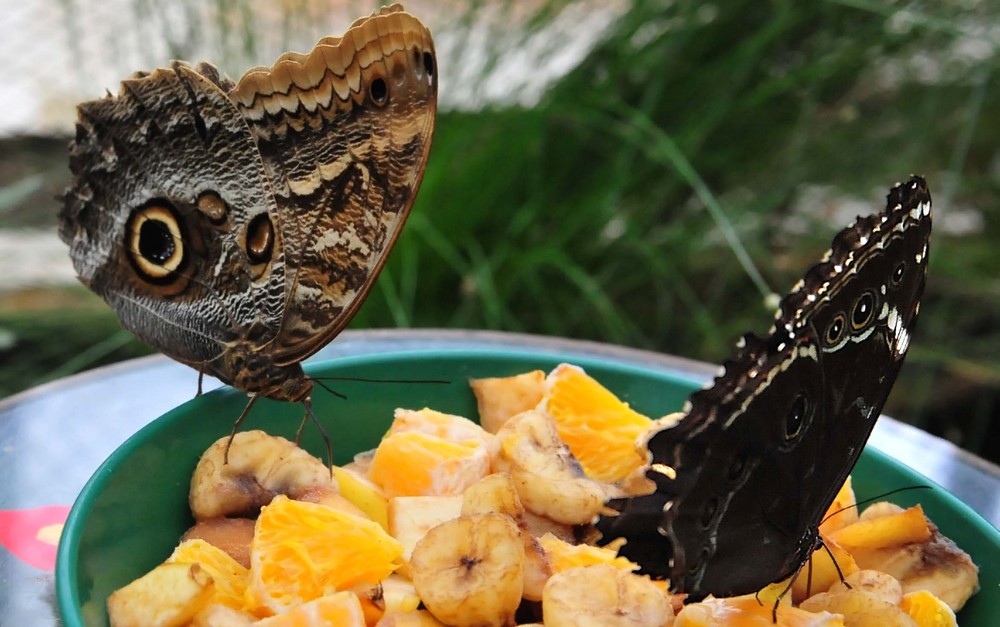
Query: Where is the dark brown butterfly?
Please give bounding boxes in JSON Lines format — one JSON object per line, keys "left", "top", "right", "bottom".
{"left": 596, "top": 176, "right": 932, "bottom": 600}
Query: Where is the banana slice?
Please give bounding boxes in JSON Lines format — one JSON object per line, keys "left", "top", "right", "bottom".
{"left": 492, "top": 410, "right": 611, "bottom": 525}
{"left": 461, "top": 473, "right": 553, "bottom": 601}
{"left": 409, "top": 513, "right": 524, "bottom": 626}
{"left": 542, "top": 563, "right": 673, "bottom": 627}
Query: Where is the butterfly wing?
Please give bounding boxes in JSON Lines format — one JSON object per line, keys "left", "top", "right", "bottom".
{"left": 598, "top": 176, "right": 932, "bottom": 599}
{"left": 228, "top": 5, "right": 438, "bottom": 364}
{"left": 60, "top": 62, "right": 287, "bottom": 370}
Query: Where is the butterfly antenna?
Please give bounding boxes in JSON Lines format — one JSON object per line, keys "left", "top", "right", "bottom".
{"left": 820, "top": 485, "right": 930, "bottom": 525}
{"left": 311, "top": 378, "right": 348, "bottom": 400}
{"left": 224, "top": 394, "right": 260, "bottom": 464}
{"left": 311, "top": 375, "right": 450, "bottom": 385}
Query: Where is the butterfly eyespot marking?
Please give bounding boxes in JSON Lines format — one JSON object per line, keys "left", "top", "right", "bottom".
{"left": 245, "top": 213, "right": 274, "bottom": 265}
{"left": 785, "top": 393, "right": 809, "bottom": 442}
{"left": 824, "top": 313, "right": 846, "bottom": 346}
{"left": 851, "top": 291, "right": 876, "bottom": 330}
{"left": 369, "top": 77, "right": 389, "bottom": 106}
{"left": 126, "top": 203, "right": 186, "bottom": 283}
{"left": 891, "top": 260, "right": 906, "bottom": 286}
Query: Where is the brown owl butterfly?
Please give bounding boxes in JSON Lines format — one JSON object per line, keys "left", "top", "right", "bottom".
{"left": 597, "top": 176, "right": 932, "bottom": 601}
{"left": 59, "top": 5, "right": 437, "bottom": 423}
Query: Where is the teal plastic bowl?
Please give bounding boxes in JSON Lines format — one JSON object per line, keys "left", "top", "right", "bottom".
{"left": 56, "top": 349, "right": 999, "bottom": 625}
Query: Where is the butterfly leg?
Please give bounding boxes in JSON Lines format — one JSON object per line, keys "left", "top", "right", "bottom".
{"left": 224, "top": 394, "right": 259, "bottom": 464}
{"left": 770, "top": 575, "right": 797, "bottom": 623}
{"left": 820, "top": 539, "right": 852, "bottom": 589}
{"left": 296, "top": 397, "right": 334, "bottom": 473}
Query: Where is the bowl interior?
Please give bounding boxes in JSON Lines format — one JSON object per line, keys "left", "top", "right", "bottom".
{"left": 57, "top": 349, "right": 999, "bottom": 625}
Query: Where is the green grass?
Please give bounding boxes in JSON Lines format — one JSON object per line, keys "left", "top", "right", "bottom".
{"left": 3, "top": 0, "right": 999, "bottom": 460}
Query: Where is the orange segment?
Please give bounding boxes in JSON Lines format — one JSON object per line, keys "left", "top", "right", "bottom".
{"left": 248, "top": 496, "right": 403, "bottom": 614}
{"left": 253, "top": 591, "right": 366, "bottom": 627}
{"left": 541, "top": 364, "right": 652, "bottom": 483}
{"left": 900, "top": 590, "right": 957, "bottom": 627}
{"left": 167, "top": 538, "right": 249, "bottom": 610}
{"left": 538, "top": 532, "right": 638, "bottom": 573}
{"left": 369, "top": 431, "right": 490, "bottom": 497}
{"left": 674, "top": 597, "right": 845, "bottom": 626}
{"left": 388, "top": 408, "right": 492, "bottom": 446}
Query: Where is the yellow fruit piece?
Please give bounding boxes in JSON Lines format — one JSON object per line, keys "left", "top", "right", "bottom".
{"left": 333, "top": 466, "right": 389, "bottom": 530}
{"left": 819, "top": 476, "right": 859, "bottom": 536}
{"left": 248, "top": 496, "right": 403, "bottom": 614}
{"left": 674, "top": 597, "right": 845, "bottom": 626}
{"left": 108, "top": 562, "right": 215, "bottom": 627}
{"left": 538, "top": 533, "right": 638, "bottom": 573}
{"left": 469, "top": 370, "right": 546, "bottom": 433}
{"left": 541, "top": 363, "right": 652, "bottom": 483}
{"left": 829, "top": 505, "right": 932, "bottom": 550}
{"left": 167, "top": 539, "right": 249, "bottom": 611}
{"left": 900, "top": 590, "right": 957, "bottom": 627}
{"left": 369, "top": 431, "right": 490, "bottom": 497}
{"left": 253, "top": 592, "right": 366, "bottom": 627}
{"left": 791, "top": 538, "right": 859, "bottom": 602}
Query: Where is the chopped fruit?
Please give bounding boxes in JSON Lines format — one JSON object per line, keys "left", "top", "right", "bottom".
{"left": 791, "top": 538, "right": 859, "bottom": 602}
{"left": 332, "top": 466, "right": 389, "bottom": 530}
{"left": 167, "top": 539, "right": 249, "bottom": 610}
{"left": 369, "top": 431, "right": 490, "bottom": 497}
{"left": 819, "top": 477, "right": 858, "bottom": 536}
{"left": 247, "top": 496, "right": 403, "bottom": 614}
{"left": 253, "top": 592, "right": 366, "bottom": 627}
{"left": 829, "top": 505, "right": 932, "bottom": 550}
{"left": 181, "top": 518, "right": 255, "bottom": 569}
{"left": 542, "top": 564, "right": 673, "bottom": 627}
{"left": 376, "top": 609, "right": 447, "bottom": 626}
{"left": 409, "top": 513, "right": 524, "bottom": 627}
{"left": 492, "top": 409, "right": 611, "bottom": 525}
{"left": 900, "top": 590, "right": 957, "bottom": 627}
{"left": 470, "top": 370, "right": 546, "bottom": 433}
{"left": 107, "top": 562, "right": 215, "bottom": 627}
{"left": 541, "top": 364, "right": 652, "bottom": 483}
{"left": 539, "top": 533, "right": 638, "bottom": 573}
{"left": 674, "top": 597, "right": 845, "bottom": 626}
{"left": 388, "top": 408, "right": 492, "bottom": 446}
{"left": 387, "top": 495, "right": 463, "bottom": 574}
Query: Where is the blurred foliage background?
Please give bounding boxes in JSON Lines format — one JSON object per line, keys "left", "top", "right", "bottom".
{"left": 1, "top": 0, "right": 998, "bottom": 464}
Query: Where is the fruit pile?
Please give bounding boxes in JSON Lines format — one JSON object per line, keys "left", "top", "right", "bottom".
{"left": 106, "top": 364, "right": 978, "bottom": 627}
